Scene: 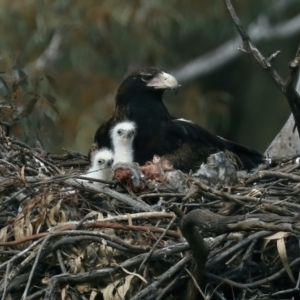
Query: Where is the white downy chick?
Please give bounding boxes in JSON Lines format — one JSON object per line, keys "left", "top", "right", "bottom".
{"left": 82, "top": 148, "right": 114, "bottom": 181}
{"left": 61, "top": 149, "right": 113, "bottom": 195}
{"left": 111, "top": 121, "right": 136, "bottom": 164}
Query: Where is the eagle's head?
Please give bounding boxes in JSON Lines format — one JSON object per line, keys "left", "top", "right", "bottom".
{"left": 117, "top": 67, "right": 179, "bottom": 98}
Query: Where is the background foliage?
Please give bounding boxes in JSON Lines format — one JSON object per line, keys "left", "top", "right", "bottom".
{"left": 0, "top": 0, "right": 299, "bottom": 153}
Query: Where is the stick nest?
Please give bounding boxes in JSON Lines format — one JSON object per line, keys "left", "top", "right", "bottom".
{"left": 1, "top": 134, "right": 300, "bottom": 300}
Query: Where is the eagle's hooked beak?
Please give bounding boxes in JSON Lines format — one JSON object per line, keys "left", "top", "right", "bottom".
{"left": 162, "top": 72, "right": 179, "bottom": 90}
{"left": 147, "top": 71, "right": 180, "bottom": 92}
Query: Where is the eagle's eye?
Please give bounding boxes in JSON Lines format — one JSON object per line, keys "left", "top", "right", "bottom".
{"left": 98, "top": 159, "right": 104, "bottom": 165}
{"left": 117, "top": 130, "right": 122, "bottom": 135}
{"left": 142, "top": 75, "right": 153, "bottom": 81}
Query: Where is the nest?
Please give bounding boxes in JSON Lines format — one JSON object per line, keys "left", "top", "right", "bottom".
{"left": 1, "top": 133, "right": 300, "bottom": 300}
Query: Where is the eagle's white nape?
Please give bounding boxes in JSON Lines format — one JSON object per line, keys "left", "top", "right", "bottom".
{"left": 111, "top": 121, "right": 136, "bottom": 164}
{"left": 82, "top": 148, "right": 113, "bottom": 181}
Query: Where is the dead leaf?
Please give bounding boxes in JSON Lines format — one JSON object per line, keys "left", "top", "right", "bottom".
{"left": 6, "top": 294, "right": 12, "bottom": 300}
{"left": 277, "top": 238, "right": 295, "bottom": 283}
{"left": 101, "top": 275, "right": 135, "bottom": 300}
{"left": 263, "top": 231, "right": 291, "bottom": 250}
{"left": 76, "top": 283, "right": 91, "bottom": 293}
{"left": 117, "top": 265, "right": 147, "bottom": 284}
{"left": 60, "top": 209, "right": 67, "bottom": 223}
{"left": 45, "top": 194, "right": 54, "bottom": 205}
{"left": 0, "top": 226, "right": 8, "bottom": 242}
{"left": 61, "top": 285, "right": 68, "bottom": 299}
{"left": 264, "top": 232, "right": 291, "bottom": 240}
{"left": 20, "top": 165, "right": 26, "bottom": 183}
{"left": 89, "top": 291, "right": 98, "bottom": 300}
{"left": 74, "top": 254, "right": 84, "bottom": 273}
{"left": 127, "top": 214, "right": 132, "bottom": 226}
{"left": 41, "top": 276, "right": 50, "bottom": 285}
{"left": 47, "top": 199, "right": 63, "bottom": 226}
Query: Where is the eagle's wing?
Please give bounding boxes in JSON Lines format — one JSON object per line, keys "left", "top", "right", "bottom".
{"left": 94, "top": 117, "right": 116, "bottom": 149}
{"left": 160, "top": 119, "right": 264, "bottom": 171}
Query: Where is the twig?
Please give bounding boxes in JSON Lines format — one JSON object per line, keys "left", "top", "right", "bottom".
{"left": 139, "top": 192, "right": 186, "bottom": 198}
{"left": 246, "top": 170, "right": 300, "bottom": 184}
{"left": 155, "top": 269, "right": 185, "bottom": 300}
{"left": 43, "top": 278, "right": 58, "bottom": 300}
{"left": 74, "top": 212, "right": 97, "bottom": 230}
{"left": 0, "top": 249, "right": 38, "bottom": 295}
{"left": 1, "top": 261, "right": 10, "bottom": 300}
{"left": 206, "top": 273, "right": 253, "bottom": 292}
{"left": 130, "top": 256, "right": 191, "bottom": 300}
{"left": 207, "top": 231, "right": 271, "bottom": 267}
{"left": 138, "top": 215, "right": 177, "bottom": 271}
{"left": 21, "top": 235, "right": 50, "bottom": 299}
{"left": 195, "top": 180, "right": 246, "bottom": 206}
{"left": 208, "top": 256, "right": 300, "bottom": 290}
{"left": 0, "top": 223, "right": 180, "bottom": 247}
{"left": 43, "top": 242, "right": 189, "bottom": 285}
{"left": 185, "top": 267, "right": 206, "bottom": 299}
{"left": 0, "top": 238, "right": 43, "bottom": 270}
{"left": 56, "top": 250, "right": 67, "bottom": 273}
{"left": 65, "top": 178, "right": 154, "bottom": 212}
{"left": 95, "top": 211, "right": 175, "bottom": 222}
{"left": 271, "top": 268, "right": 300, "bottom": 296}
{"left": 25, "top": 289, "right": 46, "bottom": 300}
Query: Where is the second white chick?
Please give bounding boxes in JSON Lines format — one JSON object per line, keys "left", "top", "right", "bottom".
{"left": 111, "top": 121, "right": 136, "bottom": 164}
{"left": 82, "top": 148, "right": 113, "bottom": 181}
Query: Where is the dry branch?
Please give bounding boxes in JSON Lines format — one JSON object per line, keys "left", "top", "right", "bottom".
{"left": 224, "top": 0, "right": 300, "bottom": 136}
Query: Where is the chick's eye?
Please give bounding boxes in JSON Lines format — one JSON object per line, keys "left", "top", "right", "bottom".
{"left": 98, "top": 159, "right": 104, "bottom": 165}
{"left": 142, "top": 75, "right": 153, "bottom": 81}
{"left": 117, "top": 130, "right": 122, "bottom": 135}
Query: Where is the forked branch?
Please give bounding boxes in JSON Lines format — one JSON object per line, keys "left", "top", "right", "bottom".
{"left": 224, "top": 0, "right": 300, "bottom": 136}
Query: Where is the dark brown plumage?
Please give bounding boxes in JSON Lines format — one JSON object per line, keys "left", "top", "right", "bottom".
{"left": 94, "top": 67, "right": 264, "bottom": 172}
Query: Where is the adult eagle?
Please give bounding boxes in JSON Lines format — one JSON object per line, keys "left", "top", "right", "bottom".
{"left": 94, "top": 67, "right": 264, "bottom": 172}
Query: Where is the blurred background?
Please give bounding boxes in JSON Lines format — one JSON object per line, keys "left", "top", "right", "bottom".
{"left": 0, "top": 0, "right": 300, "bottom": 154}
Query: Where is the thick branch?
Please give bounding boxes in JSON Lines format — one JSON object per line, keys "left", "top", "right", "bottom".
{"left": 182, "top": 209, "right": 300, "bottom": 234}
{"left": 171, "top": 205, "right": 209, "bottom": 300}
{"left": 64, "top": 178, "right": 154, "bottom": 212}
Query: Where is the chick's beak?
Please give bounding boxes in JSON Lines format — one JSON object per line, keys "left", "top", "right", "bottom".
{"left": 107, "top": 159, "right": 114, "bottom": 167}
{"left": 128, "top": 129, "right": 135, "bottom": 138}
